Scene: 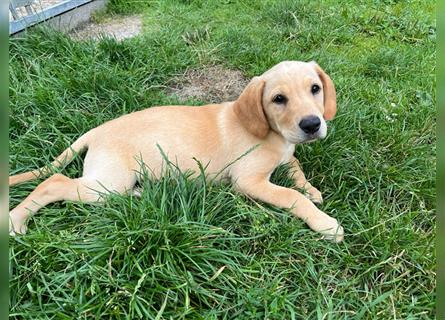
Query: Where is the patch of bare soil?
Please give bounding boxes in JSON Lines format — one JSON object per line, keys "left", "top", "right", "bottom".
{"left": 71, "top": 15, "right": 142, "bottom": 41}
{"left": 167, "top": 65, "right": 249, "bottom": 103}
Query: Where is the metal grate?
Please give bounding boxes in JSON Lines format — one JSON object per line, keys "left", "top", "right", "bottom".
{"left": 9, "top": 0, "right": 65, "bottom": 21}
{"left": 9, "top": 0, "right": 99, "bottom": 35}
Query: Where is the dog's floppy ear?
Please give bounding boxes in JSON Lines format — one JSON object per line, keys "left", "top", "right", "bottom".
{"left": 311, "top": 62, "right": 337, "bottom": 121}
{"left": 233, "top": 76, "right": 269, "bottom": 138}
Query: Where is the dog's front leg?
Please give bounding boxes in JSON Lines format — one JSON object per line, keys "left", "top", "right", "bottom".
{"left": 288, "top": 156, "right": 323, "bottom": 205}
{"left": 236, "top": 176, "right": 343, "bottom": 242}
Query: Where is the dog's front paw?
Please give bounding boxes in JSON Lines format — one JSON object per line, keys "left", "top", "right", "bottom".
{"left": 321, "top": 222, "right": 344, "bottom": 243}
{"left": 308, "top": 213, "right": 344, "bottom": 243}
{"left": 306, "top": 187, "right": 323, "bottom": 205}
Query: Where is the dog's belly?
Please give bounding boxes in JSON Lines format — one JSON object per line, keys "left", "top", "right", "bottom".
{"left": 85, "top": 107, "right": 230, "bottom": 182}
{"left": 135, "top": 140, "right": 230, "bottom": 181}
{"left": 82, "top": 135, "right": 230, "bottom": 187}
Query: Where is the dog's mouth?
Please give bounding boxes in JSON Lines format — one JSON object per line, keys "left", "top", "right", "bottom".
{"left": 285, "top": 131, "right": 325, "bottom": 144}
{"left": 305, "top": 130, "right": 327, "bottom": 142}
{"left": 299, "top": 135, "right": 322, "bottom": 144}
{"left": 302, "top": 135, "right": 319, "bottom": 143}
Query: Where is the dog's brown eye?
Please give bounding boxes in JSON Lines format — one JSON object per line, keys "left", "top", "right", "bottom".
{"left": 273, "top": 94, "right": 287, "bottom": 104}
{"left": 311, "top": 84, "right": 321, "bottom": 95}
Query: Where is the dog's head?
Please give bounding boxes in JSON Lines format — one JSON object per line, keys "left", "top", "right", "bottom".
{"left": 234, "top": 61, "right": 336, "bottom": 144}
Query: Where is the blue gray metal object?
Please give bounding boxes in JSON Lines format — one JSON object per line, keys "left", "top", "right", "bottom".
{"left": 10, "top": 0, "right": 93, "bottom": 35}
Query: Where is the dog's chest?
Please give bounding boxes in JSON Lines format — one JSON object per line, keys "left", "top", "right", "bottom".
{"left": 279, "top": 143, "right": 295, "bottom": 164}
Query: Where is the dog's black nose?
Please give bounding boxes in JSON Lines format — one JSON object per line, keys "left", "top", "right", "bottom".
{"left": 299, "top": 116, "right": 321, "bottom": 134}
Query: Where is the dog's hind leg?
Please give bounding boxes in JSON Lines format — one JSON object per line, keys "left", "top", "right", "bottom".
{"left": 9, "top": 172, "right": 135, "bottom": 235}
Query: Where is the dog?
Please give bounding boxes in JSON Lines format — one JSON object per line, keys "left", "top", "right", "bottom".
{"left": 9, "top": 61, "right": 344, "bottom": 242}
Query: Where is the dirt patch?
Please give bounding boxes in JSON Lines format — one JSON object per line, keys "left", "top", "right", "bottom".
{"left": 167, "top": 66, "right": 248, "bottom": 103}
{"left": 71, "top": 15, "right": 142, "bottom": 41}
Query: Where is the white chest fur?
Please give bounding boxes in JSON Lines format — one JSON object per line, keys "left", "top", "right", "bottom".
{"left": 280, "top": 142, "right": 295, "bottom": 164}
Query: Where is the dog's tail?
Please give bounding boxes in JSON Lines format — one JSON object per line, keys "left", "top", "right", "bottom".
{"left": 9, "top": 131, "right": 92, "bottom": 187}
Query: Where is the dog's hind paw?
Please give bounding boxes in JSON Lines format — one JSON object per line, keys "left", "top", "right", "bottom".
{"left": 9, "top": 212, "right": 28, "bottom": 236}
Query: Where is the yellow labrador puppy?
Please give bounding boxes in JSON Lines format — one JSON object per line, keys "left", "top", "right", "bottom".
{"left": 9, "top": 61, "right": 344, "bottom": 242}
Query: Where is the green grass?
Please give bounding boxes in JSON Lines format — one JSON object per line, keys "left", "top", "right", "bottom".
{"left": 9, "top": 0, "right": 436, "bottom": 318}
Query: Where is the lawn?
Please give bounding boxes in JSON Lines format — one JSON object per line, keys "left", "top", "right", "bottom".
{"left": 9, "top": 0, "right": 436, "bottom": 318}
